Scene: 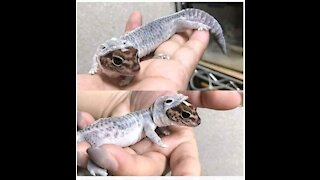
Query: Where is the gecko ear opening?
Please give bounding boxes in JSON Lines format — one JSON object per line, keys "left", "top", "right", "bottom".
{"left": 165, "top": 99, "right": 173, "bottom": 105}
{"left": 166, "top": 99, "right": 172, "bottom": 103}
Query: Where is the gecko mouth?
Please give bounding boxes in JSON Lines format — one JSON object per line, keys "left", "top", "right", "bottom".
{"left": 180, "top": 119, "right": 190, "bottom": 126}
{"left": 115, "top": 69, "right": 138, "bottom": 76}
{"left": 180, "top": 119, "right": 199, "bottom": 127}
{"left": 104, "top": 65, "right": 138, "bottom": 76}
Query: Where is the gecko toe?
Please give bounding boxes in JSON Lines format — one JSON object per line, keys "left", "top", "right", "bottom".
{"left": 159, "top": 143, "right": 169, "bottom": 148}
{"left": 87, "top": 159, "right": 108, "bottom": 176}
{"left": 87, "top": 147, "right": 118, "bottom": 172}
{"left": 88, "top": 68, "right": 97, "bottom": 75}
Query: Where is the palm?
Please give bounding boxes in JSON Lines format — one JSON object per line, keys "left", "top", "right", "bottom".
{"left": 103, "top": 91, "right": 196, "bottom": 166}
{"left": 77, "top": 91, "right": 198, "bottom": 175}
{"left": 131, "top": 59, "right": 191, "bottom": 90}
{"left": 77, "top": 11, "right": 242, "bottom": 175}
{"left": 77, "top": 91, "right": 242, "bottom": 175}
{"left": 77, "top": 30, "right": 209, "bottom": 91}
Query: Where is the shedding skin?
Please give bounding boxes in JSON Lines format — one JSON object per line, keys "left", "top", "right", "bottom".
{"left": 89, "top": 8, "right": 226, "bottom": 86}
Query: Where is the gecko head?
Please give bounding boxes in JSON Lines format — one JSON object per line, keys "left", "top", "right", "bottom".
{"left": 160, "top": 93, "right": 188, "bottom": 111}
{"left": 98, "top": 46, "right": 140, "bottom": 75}
{"left": 98, "top": 38, "right": 133, "bottom": 54}
{"left": 157, "top": 93, "right": 201, "bottom": 127}
{"left": 165, "top": 99, "right": 201, "bottom": 127}
{"left": 96, "top": 38, "right": 140, "bottom": 75}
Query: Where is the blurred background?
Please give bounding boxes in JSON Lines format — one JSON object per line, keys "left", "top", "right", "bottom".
{"left": 77, "top": 2, "right": 243, "bottom": 176}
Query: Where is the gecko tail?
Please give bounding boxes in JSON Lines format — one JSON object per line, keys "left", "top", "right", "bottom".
{"left": 214, "top": 34, "right": 227, "bottom": 54}
{"left": 182, "top": 8, "right": 227, "bottom": 54}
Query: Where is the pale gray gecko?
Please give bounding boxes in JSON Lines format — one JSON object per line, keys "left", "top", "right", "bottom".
{"left": 77, "top": 93, "right": 201, "bottom": 176}
{"left": 89, "top": 8, "right": 227, "bottom": 86}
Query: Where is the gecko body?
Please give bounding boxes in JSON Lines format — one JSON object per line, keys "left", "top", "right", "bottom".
{"left": 77, "top": 93, "right": 201, "bottom": 176}
{"left": 89, "top": 8, "right": 227, "bottom": 86}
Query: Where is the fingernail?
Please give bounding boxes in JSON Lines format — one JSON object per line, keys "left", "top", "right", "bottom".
{"left": 237, "top": 91, "right": 243, "bottom": 106}
{"left": 87, "top": 147, "right": 118, "bottom": 171}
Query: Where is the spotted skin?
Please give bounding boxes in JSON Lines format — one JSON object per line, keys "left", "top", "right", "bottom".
{"left": 77, "top": 94, "right": 201, "bottom": 176}
{"left": 99, "top": 47, "right": 140, "bottom": 76}
{"left": 89, "top": 8, "right": 226, "bottom": 86}
{"left": 166, "top": 100, "right": 201, "bottom": 127}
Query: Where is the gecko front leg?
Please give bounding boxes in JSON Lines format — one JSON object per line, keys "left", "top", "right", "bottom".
{"left": 144, "top": 124, "right": 168, "bottom": 148}
{"left": 157, "top": 127, "right": 171, "bottom": 136}
{"left": 88, "top": 55, "right": 99, "bottom": 75}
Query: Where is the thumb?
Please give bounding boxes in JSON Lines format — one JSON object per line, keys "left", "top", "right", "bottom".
{"left": 125, "top": 11, "right": 142, "bottom": 32}
{"left": 87, "top": 144, "right": 166, "bottom": 175}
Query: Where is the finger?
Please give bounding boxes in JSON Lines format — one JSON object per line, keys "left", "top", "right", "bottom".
{"left": 77, "top": 91, "right": 130, "bottom": 118}
{"left": 131, "top": 127, "right": 201, "bottom": 176}
{"left": 125, "top": 11, "right": 142, "bottom": 32}
{"left": 77, "top": 111, "right": 95, "bottom": 129}
{"left": 181, "top": 90, "right": 242, "bottom": 110}
{"left": 77, "top": 74, "right": 107, "bottom": 91}
{"left": 170, "top": 138, "right": 201, "bottom": 175}
{"left": 130, "top": 126, "right": 194, "bottom": 156}
{"left": 130, "top": 91, "right": 177, "bottom": 110}
{"left": 154, "top": 30, "right": 193, "bottom": 58}
{"left": 77, "top": 141, "right": 91, "bottom": 168}
{"left": 87, "top": 145, "right": 167, "bottom": 175}
{"left": 172, "top": 30, "right": 210, "bottom": 75}
{"left": 76, "top": 142, "right": 135, "bottom": 169}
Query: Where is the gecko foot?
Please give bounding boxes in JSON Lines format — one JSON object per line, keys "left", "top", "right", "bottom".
{"left": 197, "top": 26, "right": 209, "bottom": 31}
{"left": 157, "top": 141, "right": 169, "bottom": 148}
{"left": 88, "top": 68, "right": 97, "bottom": 75}
{"left": 87, "top": 159, "right": 108, "bottom": 176}
{"left": 197, "top": 24, "right": 210, "bottom": 31}
{"left": 159, "top": 143, "right": 169, "bottom": 148}
{"left": 158, "top": 127, "right": 171, "bottom": 136}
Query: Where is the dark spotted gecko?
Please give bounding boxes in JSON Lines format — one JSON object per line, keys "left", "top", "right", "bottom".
{"left": 77, "top": 93, "right": 201, "bottom": 176}
{"left": 89, "top": 8, "right": 226, "bottom": 86}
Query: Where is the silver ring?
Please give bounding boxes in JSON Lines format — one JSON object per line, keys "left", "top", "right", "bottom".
{"left": 153, "top": 53, "right": 170, "bottom": 60}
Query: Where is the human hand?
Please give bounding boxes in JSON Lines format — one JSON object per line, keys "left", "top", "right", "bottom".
{"left": 77, "top": 11, "right": 210, "bottom": 91}
{"left": 77, "top": 91, "right": 242, "bottom": 175}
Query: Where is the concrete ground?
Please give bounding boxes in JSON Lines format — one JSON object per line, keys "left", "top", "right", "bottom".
{"left": 77, "top": 2, "right": 243, "bottom": 176}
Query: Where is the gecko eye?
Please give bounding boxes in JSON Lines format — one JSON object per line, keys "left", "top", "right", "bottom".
{"left": 112, "top": 56, "right": 124, "bottom": 66}
{"left": 181, "top": 111, "right": 191, "bottom": 119}
{"left": 100, "top": 45, "right": 106, "bottom": 49}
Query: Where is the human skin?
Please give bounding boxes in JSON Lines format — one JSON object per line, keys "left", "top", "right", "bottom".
{"left": 77, "top": 11, "right": 211, "bottom": 91}
{"left": 77, "top": 90, "right": 242, "bottom": 175}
